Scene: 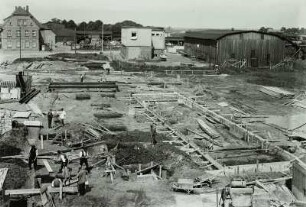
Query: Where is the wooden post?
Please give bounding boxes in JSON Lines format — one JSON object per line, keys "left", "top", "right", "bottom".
{"left": 216, "top": 188, "right": 219, "bottom": 207}
{"left": 59, "top": 179, "right": 63, "bottom": 200}
{"left": 256, "top": 159, "right": 259, "bottom": 172}
{"left": 138, "top": 164, "right": 141, "bottom": 174}
{"left": 110, "top": 171, "right": 113, "bottom": 183}
{"left": 40, "top": 135, "right": 44, "bottom": 149}
{"left": 159, "top": 165, "right": 162, "bottom": 177}
{"left": 150, "top": 161, "right": 154, "bottom": 174}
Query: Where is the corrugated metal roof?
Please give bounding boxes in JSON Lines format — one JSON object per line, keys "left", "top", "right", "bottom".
{"left": 185, "top": 29, "right": 244, "bottom": 40}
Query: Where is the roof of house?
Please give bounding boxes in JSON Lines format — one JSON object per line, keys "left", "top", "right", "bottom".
{"left": 42, "top": 23, "right": 74, "bottom": 37}
{"left": 75, "top": 30, "right": 112, "bottom": 35}
{"left": 3, "top": 6, "right": 43, "bottom": 29}
{"left": 166, "top": 36, "right": 184, "bottom": 41}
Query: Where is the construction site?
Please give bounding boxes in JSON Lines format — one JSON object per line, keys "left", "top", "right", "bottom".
{"left": 0, "top": 49, "right": 306, "bottom": 207}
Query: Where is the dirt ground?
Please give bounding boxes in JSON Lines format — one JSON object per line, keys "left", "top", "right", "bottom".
{"left": 1, "top": 52, "right": 305, "bottom": 206}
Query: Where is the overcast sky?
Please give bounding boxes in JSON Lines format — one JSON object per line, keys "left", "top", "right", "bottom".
{"left": 1, "top": 0, "right": 305, "bottom": 29}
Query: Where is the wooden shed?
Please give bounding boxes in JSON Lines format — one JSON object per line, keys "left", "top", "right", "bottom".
{"left": 184, "top": 30, "right": 298, "bottom": 68}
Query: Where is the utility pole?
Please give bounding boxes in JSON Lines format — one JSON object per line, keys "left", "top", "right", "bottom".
{"left": 74, "top": 27, "right": 77, "bottom": 55}
{"left": 19, "top": 26, "right": 22, "bottom": 60}
{"left": 101, "top": 22, "right": 104, "bottom": 53}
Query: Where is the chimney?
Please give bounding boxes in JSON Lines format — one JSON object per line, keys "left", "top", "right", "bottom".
{"left": 26, "top": 5, "right": 29, "bottom": 12}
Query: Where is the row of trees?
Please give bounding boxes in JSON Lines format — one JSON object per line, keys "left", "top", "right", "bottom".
{"left": 259, "top": 26, "right": 306, "bottom": 35}
{"left": 48, "top": 18, "right": 143, "bottom": 32}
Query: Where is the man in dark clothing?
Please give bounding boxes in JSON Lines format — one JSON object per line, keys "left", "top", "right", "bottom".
{"left": 47, "top": 109, "right": 53, "bottom": 128}
{"left": 150, "top": 123, "right": 157, "bottom": 145}
{"left": 77, "top": 167, "right": 87, "bottom": 195}
{"left": 79, "top": 148, "right": 90, "bottom": 172}
{"left": 28, "top": 145, "right": 38, "bottom": 170}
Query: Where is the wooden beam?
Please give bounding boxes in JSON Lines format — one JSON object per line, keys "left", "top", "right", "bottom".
{"left": 5, "top": 186, "right": 78, "bottom": 196}
{"left": 42, "top": 159, "right": 53, "bottom": 173}
{"left": 135, "top": 164, "right": 159, "bottom": 174}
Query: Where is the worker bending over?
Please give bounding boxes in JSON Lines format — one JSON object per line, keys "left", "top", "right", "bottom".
{"left": 58, "top": 151, "right": 69, "bottom": 173}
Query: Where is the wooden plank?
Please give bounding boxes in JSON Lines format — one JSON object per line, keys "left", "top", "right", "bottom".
{"left": 42, "top": 159, "right": 53, "bottom": 173}
{"left": 135, "top": 164, "right": 159, "bottom": 174}
{"left": 187, "top": 128, "right": 223, "bottom": 147}
{"left": 5, "top": 186, "right": 78, "bottom": 196}
{"left": 0, "top": 168, "right": 8, "bottom": 190}
{"left": 196, "top": 118, "right": 220, "bottom": 138}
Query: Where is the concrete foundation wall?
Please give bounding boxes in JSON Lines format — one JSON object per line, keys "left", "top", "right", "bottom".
{"left": 121, "top": 46, "right": 152, "bottom": 60}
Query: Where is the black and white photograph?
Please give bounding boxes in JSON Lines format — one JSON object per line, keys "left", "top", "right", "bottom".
{"left": 0, "top": 0, "right": 306, "bottom": 206}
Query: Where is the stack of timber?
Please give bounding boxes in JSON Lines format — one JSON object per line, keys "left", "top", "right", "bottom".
{"left": 48, "top": 81, "right": 119, "bottom": 91}
{"left": 19, "top": 88, "right": 40, "bottom": 104}
{"left": 196, "top": 118, "right": 220, "bottom": 138}
{"left": 260, "top": 86, "right": 294, "bottom": 98}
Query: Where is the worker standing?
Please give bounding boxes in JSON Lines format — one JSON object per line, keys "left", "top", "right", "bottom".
{"left": 58, "top": 151, "right": 68, "bottom": 173}
{"left": 28, "top": 145, "right": 38, "bottom": 170}
{"left": 77, "top": 166, "right": 88, "bottom": 196}
{"left": 47, "top": 109, "right": 53, "bottom": 128}
{"left": 80, "top": 74, "right": 85, "bottom": 83}
{"left": 150, "top": 123, "right": 157, "bottom": 145}
{"left": 79, "top": 148, "right": 90, "bottom": 172}
{"left": 59, "top": 108, "right": 66, "bottom": 126}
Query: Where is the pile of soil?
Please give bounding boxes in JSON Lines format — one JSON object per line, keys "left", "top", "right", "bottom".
{"left": 115, "top": 143, "right": 190, "bottom": 166}
{"left": 0, "top": 130, "right": 27, "bottom": 156}
{"left": 0, "top": 163, "right": 27, "bottom": 190}
{"left": 0, "top": 130, "right": 29, "bottom": 190}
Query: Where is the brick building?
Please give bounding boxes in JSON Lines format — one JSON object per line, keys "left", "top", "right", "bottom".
{"left": 1, "top": 6, "right": 55, "bottom": 51}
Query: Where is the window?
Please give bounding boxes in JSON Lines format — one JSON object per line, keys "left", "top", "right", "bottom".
{"left": 152, "top": 33, "right": 155, "bottom": 36}
{"left": 7, "top": 30, "right": 12, "bottom": 37}
{"left": 261, "top": 34, "right": 264, "bottom": 40}
{"left": 25, "top": 41, "right": 30, "bottom": 48}
{"left": 23, "top": 20, "right": 28, "bottom": 26}
{"left": 16, "top": 30, "right": 20, "bottom": 37}
{"left": 131, "top": 32, "right": 137, "bottom": 40}
{"left": 32, "top": 30, "right": 37, "bottom": 37}
{"left": 25, "top": 30, "right": 29, "bottom": 37}
{"left": 7, "top": 40, "right": 12, "bottom": 48}
{"left": 32, "top": 42, "right": 37, "bottom": 48}
{"left": 17, "top": 19, "right": 22, "bottom": 26}
{"left": 9, "top": 22, "right": 12, "bottom": 26}
{"left": 17, "top": 41, "right": 20, "bottom": 48}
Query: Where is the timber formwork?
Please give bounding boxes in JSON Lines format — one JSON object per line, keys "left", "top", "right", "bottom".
{"left": 48, "top": 82, "right": 119, "bottom": 91}
{"left": 133, "top": 92, "right": 303, "bottom": 169}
